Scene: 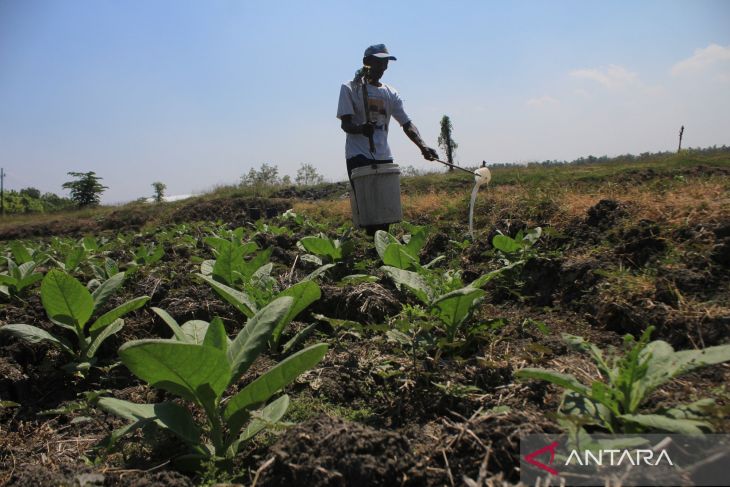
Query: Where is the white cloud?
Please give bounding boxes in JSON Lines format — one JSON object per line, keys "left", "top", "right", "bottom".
{"left": 570, "top": 64, "right": 637, "bottom": 88}
{"left": 526, "top": 96, "right": 559, "bottom": 108}
{"left": 671, "top": 44, "right": 730, "bottom": 76}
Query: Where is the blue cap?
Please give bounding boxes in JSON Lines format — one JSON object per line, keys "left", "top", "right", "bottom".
{"left": 364, "top": 44, "right": 397, "bottom": 60}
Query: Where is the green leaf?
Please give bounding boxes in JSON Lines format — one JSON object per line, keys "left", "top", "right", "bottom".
{"left": 97, "top": 397, "right": 201, "bottom": 446}
{"left": 304, "top": 263, "right": 336, "bottom": 281}
{"left": 64, "top": 247, "right": 85, "bottom": 271}
{"left": 10, "top": 242, "right": 32, "bottom": 264}
{"left": 236, "top": 394, "right": 289, "bottom": 447}
{"left": 196, "top": 273, "right": 257, "bottom": 317}
{"left": 468, "top": 261, "right": 523, "bottom": 288}
{"left": 299, "top": 237, "right": 338, "bottom": 260}
{"left": 211, "top": 239, "right": 243, "bottom": 285}
{"left": 240, "top": 247, "right": 273, "bottom": 280}
{"left": 0, "top": 324, "right": 74, "bottom": 355}
{"left": 619, "top": 413, "right": 711, "bottom": 435}
{"left": 41, "top": 270, "right": 94, "bottom": 329}
{"left": 119, "top": 340, "right": 231, "bottom": 403}
{"left": 91, "top": 272, "right": 126, "bottom": 313}
{"left": 432, "top": 287, "right": 485, "bottom": 334}
{"left": 380, "top": 266, "right": 433, "bottom": 305}
{"left": 17, "top": 272, "right": 44, "bottom": 292}
{"left": 374, "top": 230, "right": 398, "bottom": 261}
{"left": 492, "top": 234, "right": 522, "bottom": 253}
{"left": 382, "top": 243, "right": 418, "bottom": 270}
{"left": 181, "top": 321, "right": 210, "bottom": 344}
{"left": 89, "top": 296, "right": 150, "bottom": 333}
{"left": 515, "top": 368, "right": 591, "bottom": 397}
{"left": 203, "top": 318, "right": 228, "bottom": 352}
{"left": 225, "top": 343, "right": 327, "bottom": 435}
{"left": 151, "top": 307, "right": 188, "bottom": 342}
{"left": 86, "top": 319, "right": 124, "bottom": 359}
{"left": 271, "top": 281, "right": 321, "bottom": 346}
{"left": 104, "top": 257, "right": 119, "bottom": 277}
{"left": 227, "top": 297, "right": 293, "bottom": 383}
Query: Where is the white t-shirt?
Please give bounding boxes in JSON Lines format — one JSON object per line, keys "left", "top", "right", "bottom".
{"left": 337, "top": 80, "right": 411, "bottom": 160}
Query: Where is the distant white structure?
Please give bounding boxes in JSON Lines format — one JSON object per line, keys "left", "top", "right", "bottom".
{"left": 144, "top": 194, "right": 197, "bottom": 203}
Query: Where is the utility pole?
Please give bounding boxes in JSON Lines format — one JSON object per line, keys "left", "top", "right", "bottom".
{"left": 0, "top": 168, "right": 4, "bottom": 216}
{"left": 678, "top": 125, "right": 684, "bottom": 153}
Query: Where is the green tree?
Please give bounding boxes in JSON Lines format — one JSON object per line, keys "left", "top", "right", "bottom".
{"left": 62, "top": 172, "right": 108, "bottom": 208}
{"left": 437, "top": 115, "right": 458, "bottom": 171}
{"left": 151, "top": 181, "right": 166, "bottom": 203}
{"left": 295, "top": 163, "right": 324, "bottom": 186}
{"left": 19, "top": 187, "right": 41, "bottom": 199}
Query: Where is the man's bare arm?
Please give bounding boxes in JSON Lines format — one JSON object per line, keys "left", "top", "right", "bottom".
{"left": 403, "top": 121, "right": 438, "bottom": 160}
{"left": 340, "top": 115, "right": 374, "bottom": 137}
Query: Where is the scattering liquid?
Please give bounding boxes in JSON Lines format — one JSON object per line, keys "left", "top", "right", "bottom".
{"left": 468, "top": 167, "right": 492, "bottom": 238}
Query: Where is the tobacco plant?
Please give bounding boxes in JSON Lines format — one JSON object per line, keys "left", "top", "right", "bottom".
{"left": 98, "top": 297, "right": 328, "bottom": 468}
{"left": 381, "top": 264, "right": 517, "bottom": 342}
{"left": 0, "top": 257, "right": 44, "bottom": 298}
{"left": 516, "top": 327, "right": 730, "bottom": 435}
{"left": 0, "top": 270, "right": 149, "bottom": 371}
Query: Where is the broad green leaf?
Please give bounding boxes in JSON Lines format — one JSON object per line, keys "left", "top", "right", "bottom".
{"left": 181, "top": 320, "right": 210, "bottom": 344}
{"left": 17, "top": 272, "right": 43, "bottom": 292}
{"left": 64, "top": 247, "right": 85, "bottom": 271}
{"left": 152, "top": 307, "right": 188, "bottom": 342}
{"left": 212, "top": 239, "right": 243, "bottom": 285}
{"left": 89, "top": 296, "right": 150, "bottom": 333}
{"left": 270, "top": 281, "right": 321, "bottom": 346}
{"left": 18, "top": 261, "right": 38, "bottom": 279}
{"left": 619, "top": 413, "right": 711, "bottom": 435}
{"left": 235, "top": 395, "right": 289, "bottom": 449}
{"left": 380, "top": 266, "right": 432, "bottom": 305}
{"left": 468, "top": 261, "right": 523, "bottom": 288}
{"left": 41, "top": 270, "right": 94, "bottom": 329}
{"left": 563, "top": 333, "right": 612, "bottom": 378}
{"left": 515, "top": 368, "right": 591, "bottom": 397}
{"left": 403, "top": 228, "right": 427, "bottom": 258}
{"left": 227, "top": 297, "right": 294, "bottom": 383}
{"left": 82, "top": 236, "right": 98, "bottom": 252}
{"left": 299, "top": 237, "right": 338, "bottom": 260}
{"left": 240, "top": 247, "right": 273, "bottom": 280}
{"left": 432, "top": 287, "right": 485, "bottom": 334}
{"left": 492, "top": 234, "right": 522, "bottom": 253}
{"left": 637, "top": 341, "right": 730, "bottom": 407}
{"left": 104, "top": 257, "right": 119, "bottom": 277}
{"left": 120, "top": 340, "right": 231, "bottom": 403}
{"left": 303, "top": 263, "right": 336, "bottom": 281}
{"left": 196, "top": 273, "right": 257, "bottom": 317}
{"left": 374, "top": 230, "right": 399, "bottom": 261}
{"left": 97, "top": 397, "right": 201, "bottom": 446}
{"left": 225, "top": 343, "right": 327, "bottom": 434}
{"left": 203, "top": 318, "right": 228, "bottom": 352}
{"left": 10, "top": 242, "right": 32, "bottom": 264}
{"left": 200, "top": 260, "right": 215, "bottom": 276}
{"left": 0, "top": 324, "right": 74, "bottom": 355}
{"left": 91, "top": 272, "right": 126, "bottom": 312}
{"left": 0, "top": 274, "right": 16, "bottom": 286}
{"left": 382, "top": 243, "right": 418, "bottom": 270}
{"left": 86, "top": 318, "right": 124, "bottom": 359}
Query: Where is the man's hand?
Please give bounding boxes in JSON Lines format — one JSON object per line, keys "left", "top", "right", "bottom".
{"left": 359, "top": 122, "right": 375, "bottom": 138}
{"left": 421, "top": 146, "right": 439, "bottom": 161}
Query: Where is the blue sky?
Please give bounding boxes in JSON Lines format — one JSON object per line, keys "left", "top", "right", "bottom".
{"left": 1, "top": 0, "right": 729, "bottom": 203}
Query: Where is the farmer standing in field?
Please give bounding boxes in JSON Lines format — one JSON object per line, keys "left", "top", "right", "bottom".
{"left": 337, "top": 43, "right": 439, "bottom": 234}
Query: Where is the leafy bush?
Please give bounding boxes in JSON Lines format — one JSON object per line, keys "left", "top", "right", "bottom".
{"left": 0, "top": 270, "right": 149, "bottom": 371}
{"left": 0, "top": 257, "right": 44, "bottom": 298}
{"left": 98, "top": 297, "right": 328, "bottom": 468}
{"left": 516, "top": 327, "right": 730, "bottom": 435}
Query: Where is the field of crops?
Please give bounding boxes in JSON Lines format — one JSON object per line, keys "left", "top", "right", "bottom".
{"left": 1, "top": 151, "right": 729, "bottom": 486}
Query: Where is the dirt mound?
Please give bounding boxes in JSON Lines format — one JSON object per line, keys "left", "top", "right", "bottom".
{"left": 256, "top": 415, "right": 424, "bottom": 487}
{"left": 313, "top": 283, "right": 401, "bottom": 324}
{"left": 171, "top": 197, "right": 291, "bottom": 226}
{"left": 271, "top": 182, "right": 349, "bottom": 200}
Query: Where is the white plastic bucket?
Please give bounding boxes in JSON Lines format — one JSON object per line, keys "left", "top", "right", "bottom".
{"left": 349, "top": 163, "right": 403, "bottom": 227}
